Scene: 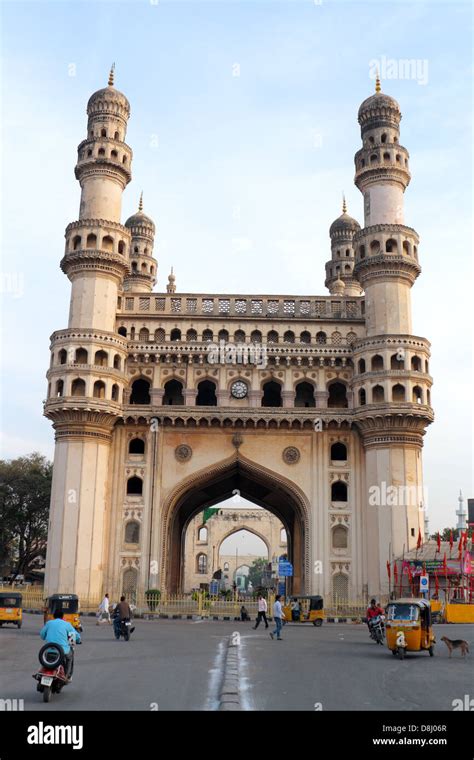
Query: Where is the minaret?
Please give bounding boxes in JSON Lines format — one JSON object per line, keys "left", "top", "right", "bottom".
{"left": 123, "top": 193, "right": 157, "bottom": 292}
{"left": 352, "top": 78, "right": 434, "bottom": 597}
{"left": 166, "top": 268, "right": 176, "bottom": 293}
{"left": 44, "top": 68, "right": 132, "bottom": 597}
{"left": 456, "top": 490, "right": 467, "bottom": 537}
{"left": 325, "top": 196, "right": 363, "bottom": 296}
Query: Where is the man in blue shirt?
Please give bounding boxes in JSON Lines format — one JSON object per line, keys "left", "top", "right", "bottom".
{"left": 40, "top": 609, "right": 81, "bottom": 680}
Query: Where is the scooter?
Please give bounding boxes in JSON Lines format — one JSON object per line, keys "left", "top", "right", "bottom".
{"left": 113, "top": 616, "right": 134, "bottom": 641}
{"left": 369, "top": 614, "right": 385, "bottom": 645}
{"left": 33, "top": 635, "right": 79, "bottom": 703}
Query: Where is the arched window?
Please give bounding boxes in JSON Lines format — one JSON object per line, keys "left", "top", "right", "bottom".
{"left": 267, "top": 330, "right": 279, "bottom": 344}
{"left": 113, "top": 354, "right": 121, "bottom": 370}
{"left": 413, "top": 386, "right": 423, "bottom": 404}
{"left": 58, "top": 349, "right": 67, "bottom": 365}
{"left": 218, "top": 329, "right": 229, "bottom": 341}
{"left": 196, "top": 380, "right": 217, "bottom": 406}
{"left": 114, "top": 131, "right": 120, "bottom": 140}
{"left": 327, "top": 382, "right": 348, "bottom": 408}
{"left": 186, "top": 329, "right": 197, "bottom": 342}
{"left": 332, "top": 525, "right": 348, "bottom": 549}
{"left": 131, "top": 262, "right": 138, "bottom": 272}
{"left": 295, "top": 381, "right": 315, "bottom": 408}
{"left": 331, "top": 481, "right": 348, "bottom": 502}
{"left": 402, "top": 241, "right": 411, "bottom": 256}
{"left": 234, "top": 330, "right": 245, "bottom": 343}
{"left": 72, "top": 235, "right": 81, "bottom": 250}
{"left": 93, "top": 380, "right": 106, "bottom": 398}
{"left": 55, "top": 380, "right": 64, "bottom": 397}
{"left": 391, "top": 353, "right": 405, "bottom": 370}
{"left": 223, "top": 562, "right": 229, "bottom": 571}
{"left": 139, "top": 328, "right": 149, "bottom": 342}
{"left": 411, "top": 356, "right": 422, "bottom": 371}
{"left": 202, "top": 329, "right": 214, "bottom": 342}
{"left": 358, "top": 388, "right": 366, "bottom": 405}
{"left": 71, "top": 378, "right": 86, "bottom": 396}
{"left": 118, "top": 241, "right": 125, "bottom": 255}
{"left": 111, "top": 384, "right": 120, "bottom": 402}
{"left": 383, "top": 152, "right": 390, "bottom": 162}
{"left": 198, "top": 526, "right": 208, "bottom": 542}
{"left": 284, "top": 330, "right": 295, "bottom": 344}
{"left": 371, "top": 354, "right": 384, "bottom": 371}
{"left": 163, "top": 379, "right": 184, "bottom": 405}
{"left": 251, "top": 330, "right": 262, "bottom": 343}
{"left": 358, "top": 358, "right": 366, "bottom": 374}
{"left": 316, "top": 331, "right": 327, "bottom": 345}
{"left": 300, "top": 331, "right": 311, "bottom": 344}
{"left": 102, "top": 235, "right": 114, "bottom": 252}
{"left": 118, "top": 326, "right": 127, "bottom": 337}
{"left": 127, "top": 476, "right": 143, "bottom": 495}
{"left": 94, "top": 350, "right": 108, "bottom": 366}
{"left": 332, "top": 573, "right": 348, "bottom": 602}
{"left": 170, "top": 328, "right": 181, "bottom": 341}
{"left": 122, "top": 568, "right": 138, "bottom": 602}
{"left": 86, "top": 233, "right": 96, "bottom": 248}
{"left": 197, "top": 554, "right": 207, "bottom": 574}
{"left": 392, "top": 384, "right": 405, "bottom": 402}
{"left": 98, "top": 148, "right": 105, "bottom": 156}
{"left": 130, "top": 379, "right": 151, "bottom": 405}
{"left": 370, "top": 240, "right": 380, "bottom": 254}
{"left": 129, "top": 438, "right": 145, "bottom": 454}
{"left": 101, "top": 128, "right": 107, "bottom": 137}
{"left": 372, "top": 384, "right": 385, "bottom": 402}
{"left": 386, "top": 238, "right": 397, "bottom": 253}
{"left": 381, "top": 133, "right": 387, "bottom": 143}
{"left": 74, "top": 348, "right": 88, "bottom": 364}
{"left": 359, "top": 245, "right": 366, "bottom": 259}
{"left": 125, "top": 521, "right": 140, "bottom": 544}
{"left": 331, "top": 442, "right": 347, "bottom": 461}
{"left": 155, "top": 328, "right": 165, "bottom": 342}
{"left": 262, "top": 381, "right": 282, "bottom": 407}
{"left": 280, "top": 528, "right": 287, "bottom": 545}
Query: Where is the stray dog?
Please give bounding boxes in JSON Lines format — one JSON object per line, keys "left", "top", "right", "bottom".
{"left": 441, "top": 636, "right": 470, "bottom": 658}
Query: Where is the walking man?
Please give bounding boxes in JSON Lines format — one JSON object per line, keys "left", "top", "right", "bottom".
{"left": 97, "top": 592, "right": 110, "bottom": 625}
{"left": 270, "top": 595, "right": 286, "bottom": 640}
{"left": 253, "top": 594, "right": 269, "bottom": 629}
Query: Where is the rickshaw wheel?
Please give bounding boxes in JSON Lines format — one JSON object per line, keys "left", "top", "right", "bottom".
{"left": 397, "top": 647, "right": 405, "bottom": 660}
{"left": 17, "top": 622, "right": 22, "bottom": 629}
{"left": 428, "top": 646, "right": 434, "bottom": 657}
{"left": 391, "top": 649, "right": 397, "bottom": 656}
{"left": 313, "top": 619, "right": 323, "bottom": 627}
{"left": 43, "top": 686, "right": 52, "bottom": 703}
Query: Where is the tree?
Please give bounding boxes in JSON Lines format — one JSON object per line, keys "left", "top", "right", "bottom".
{"left": 248, "top": 558, "right": 269, "bottom": 591}
{"left": 0, "top": 453, "right": 52, "bottom": 578}
{"left": 430, "top": 528, "right": 457, "bottom": 542}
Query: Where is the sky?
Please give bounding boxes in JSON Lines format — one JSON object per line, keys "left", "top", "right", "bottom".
{"left": 0, "top": 0, "right": 472, "bottom": 535}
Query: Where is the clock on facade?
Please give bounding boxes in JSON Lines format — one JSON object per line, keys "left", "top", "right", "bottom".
{"left": 231, "top": 380, "right": 248, "bottom": 399}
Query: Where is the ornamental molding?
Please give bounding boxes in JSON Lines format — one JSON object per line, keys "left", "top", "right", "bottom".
{"left": 282, "top": 446, "right": 300, "bottom": 464}
{"left": 175, "top": 444, "right": 192, "bottom": 462}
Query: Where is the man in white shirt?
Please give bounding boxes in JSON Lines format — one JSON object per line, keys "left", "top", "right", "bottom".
{"left": 253, "top": 594, "right": 269, "bottom": 629}
{"left": 97, "top": 593, "right": 110, "bottom": 624}
{"left": 270, "top": 595, "right": 286, "bottom": 640}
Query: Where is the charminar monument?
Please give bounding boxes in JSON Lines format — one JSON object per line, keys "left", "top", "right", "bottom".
{"left": 44, "top": 67, "right": 433, "bottom": 602}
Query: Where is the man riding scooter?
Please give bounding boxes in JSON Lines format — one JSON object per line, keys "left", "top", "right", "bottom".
{"left": 366, "top": 598, "right": 385, "bottom": 639}
{"left": 40, "top": 608, "right": 81, "bottom": 680}
{"left": 112, "top": 595, "right": 135, "bottom": 640}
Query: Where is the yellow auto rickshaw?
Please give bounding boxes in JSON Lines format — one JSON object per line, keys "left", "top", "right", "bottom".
{"left": 385, "top": 598, "right": 435, "bottom": 659}
{"left": 44, "top": 594, "right": 82, "bottom": 632}
{"left": 0, "top": 592, "right": 22, "bottom": 628}
{"left": 282, "top": 595, "right": 324, "bottom": 626}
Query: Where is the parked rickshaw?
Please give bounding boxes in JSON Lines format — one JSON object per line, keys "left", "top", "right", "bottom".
{"left": 0, "top": 592, "right": 22, "bottom": 628}
{"left": 282, "top": 595, "right": 324, "bottom": 626}
{"left": 385, "top": 598, "right": 435, "bottom": 659}
{"left": 44, "top": 594, "right": 82, "bottom": 632}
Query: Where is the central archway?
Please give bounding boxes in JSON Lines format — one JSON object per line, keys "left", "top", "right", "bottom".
{"left": 159, "top": 453, "right": 310, "bottom": 594}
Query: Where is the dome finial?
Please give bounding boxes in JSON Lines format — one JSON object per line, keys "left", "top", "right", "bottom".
{"left": 108, "top": 62, "right": 115, "bottom": 87}
{"left": 375, "top": 68, "right": 381, "bottom": 93}
{"left": 138, "top": 191, "right": 143, "bottom": 212}
{"left": 167, "top": 267, "right": 176, "bottom": 293}
{"left": 342, "top": 193, "right": 347, "bottom": 214}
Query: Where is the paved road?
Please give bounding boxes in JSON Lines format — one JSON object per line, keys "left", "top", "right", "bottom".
{"left": 0, "top": 614, "right": 472, "bottom": 711}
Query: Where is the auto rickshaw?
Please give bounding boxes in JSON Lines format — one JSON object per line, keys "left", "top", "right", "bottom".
{"left": 282, "top": 595, "right": 324, "bottom": 626}
{"left": 0, "top": 592, "right": 22, "bottom": 628}
{"left": 385, "top": 598, "right": 435, "bottom": 659}
{"left": 44, "top": 594, "right": 82, "bottom": 632}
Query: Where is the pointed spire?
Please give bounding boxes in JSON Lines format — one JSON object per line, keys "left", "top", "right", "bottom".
{"left": 108, "top": 62, "right": 115, "bottom": 87}
{"left": 138, "top": 192, "right": 143, "bottom": 212}
{"left": 167, "top": 267, "right": 176, "bottom": 293}
{"left": 342, "top": 194, "right": 347, "bottom": 214}
{"left": 375, "top": 69, "right": 381, "bottom": 93}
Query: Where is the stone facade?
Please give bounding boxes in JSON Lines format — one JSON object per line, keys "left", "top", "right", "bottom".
{"left": 43, "top": 71, "right": 433, "bottom": 602}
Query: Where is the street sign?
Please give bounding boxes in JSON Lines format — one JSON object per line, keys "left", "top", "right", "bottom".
{"left": 419, "top": 574, "right": 429, "bottom": 592}
{"left": 278, "top": 561, "right": 293, "bottom": 577}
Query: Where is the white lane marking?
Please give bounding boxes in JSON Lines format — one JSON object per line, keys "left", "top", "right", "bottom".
{"left": 205, "top": 639, "right": 226, "bottom": 711}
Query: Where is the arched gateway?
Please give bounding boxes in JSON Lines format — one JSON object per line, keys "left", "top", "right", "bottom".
{"left": 160, "top": 454, "right": 310, "bottom": 594}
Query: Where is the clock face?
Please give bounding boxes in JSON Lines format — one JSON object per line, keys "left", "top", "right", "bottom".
{"left": 231, "top": 380, "right": 248, "bottom": 399}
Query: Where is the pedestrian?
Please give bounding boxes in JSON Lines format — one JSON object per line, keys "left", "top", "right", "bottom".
{"left": 253, "top": 594, "right": 269, "bottom": 629}
{"left": 240, "top": 605, "right": 250, "bottom": 621}
{"left": 96, "top": 592, "right": 110, "bottom": 625}
{"left": 269, "top": 595, "right": 286, "bottom": 640}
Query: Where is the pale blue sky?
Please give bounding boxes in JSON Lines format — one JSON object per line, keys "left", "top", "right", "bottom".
{"left": 1, "top": 0, "right": 472, "bottom": 532}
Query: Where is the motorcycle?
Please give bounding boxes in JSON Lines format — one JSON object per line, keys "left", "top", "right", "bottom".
{"left": 33, "top": 635, "right": 79, "bottom": 703}
{"left": 113, "top": 616, "right": 134, "bottom": 641}
{"left": 369, "top": 614, "right": 385, "bottom": 645}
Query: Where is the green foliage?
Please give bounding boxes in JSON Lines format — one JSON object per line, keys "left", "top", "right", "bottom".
{"left": 248, "top": 557, "right": 269, "bottom": 590}
{"left": 430, "top": 528, "right": 457, "bottom": 542}
{"left": 0, "top": 453, "right": 52, "bottom": 577}
{"left": 145, "top": 588, "right": 161, "bottom": 611}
